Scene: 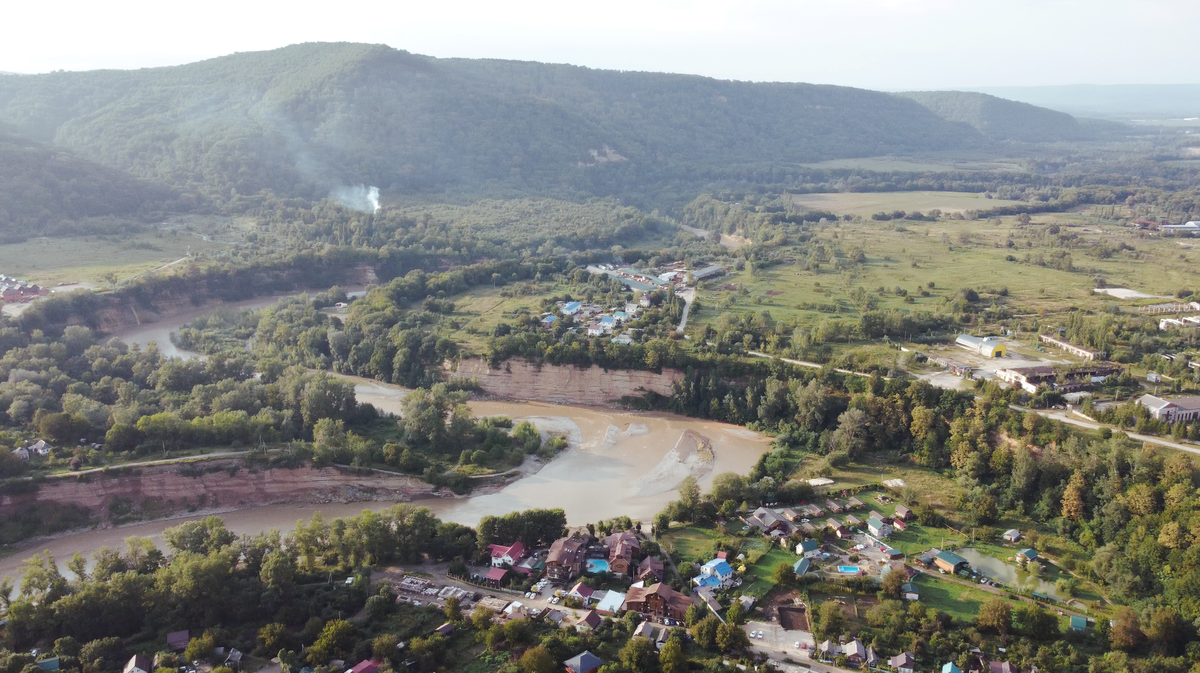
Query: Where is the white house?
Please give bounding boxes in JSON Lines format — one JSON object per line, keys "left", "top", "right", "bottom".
{"left": 798, "top": 539, "right": 821, "bottom": 559}
{"left": 867, "top": 518, "right": 892, "bottom": 539}
{"left": 487, "top": 541, "right": 526, "bottom": 568}
{"left": 693, "top": 558, "right": 736, "bottom": 590}
{"left": 1003, "top": 529, "right": 1021, "bottom": 543}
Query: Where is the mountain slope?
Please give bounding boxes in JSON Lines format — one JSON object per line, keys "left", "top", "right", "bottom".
{"left": 895, "top": 90, "right": 1091, "bottom": 142}
{"left": 0, "top": 128, "right": 175, "bottom": 241}
{"left": 0, "top": 43, "right": 990, "bottom": 207}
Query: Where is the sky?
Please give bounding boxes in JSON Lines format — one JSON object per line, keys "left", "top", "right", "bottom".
{"left": 3, "top": 0, "right": 1198, "bottom": 90}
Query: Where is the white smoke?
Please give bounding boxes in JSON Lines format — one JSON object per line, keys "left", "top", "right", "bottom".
{"left": 331, "top": 185, "right": 380, "bottom": 213}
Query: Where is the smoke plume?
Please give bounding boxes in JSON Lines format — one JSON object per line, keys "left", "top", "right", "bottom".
{"left": 331, "top": 185, "right": 380, "bottom": 213}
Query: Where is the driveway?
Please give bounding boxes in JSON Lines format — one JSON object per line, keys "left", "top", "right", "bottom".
{"left": 742, "top": 620, "right": 852, "bottom": 673}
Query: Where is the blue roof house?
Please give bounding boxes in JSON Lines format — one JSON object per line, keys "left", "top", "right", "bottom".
{"left": 942, "top": 664, "right": 963, "bottom": 673}
{"left": 693, "top": 558, "right": 736, "bottom": 590}
{"left": 562, "top": 301, "right": 583, "bottom": 315}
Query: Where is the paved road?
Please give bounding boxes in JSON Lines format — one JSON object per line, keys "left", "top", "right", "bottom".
{"left": 1012, "top": 405, "right": 1200, "bottom": 457}
{"left": 676, "top": 288, "right": 696, "bottom": 333}
{"left": 743, "top": 620, "right": 855, "bottom": 673}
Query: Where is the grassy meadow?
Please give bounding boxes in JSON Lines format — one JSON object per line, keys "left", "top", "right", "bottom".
{"left": 691, "top": 206, "right": 1199, "bottom": 333}
{"left": 0, "top": 230, "right": 228, "bottom": 286}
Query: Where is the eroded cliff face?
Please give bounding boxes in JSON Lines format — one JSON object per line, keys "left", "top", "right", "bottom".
{"left": 446, "top": 358, "right": 683, "bottom": 406}
{"left": 0, "top": 460, "right": 439, "bottom": 521}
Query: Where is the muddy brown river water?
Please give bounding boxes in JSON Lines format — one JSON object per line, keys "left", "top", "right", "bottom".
{"left": 2, "top": 309, "right": 772, "bottom": 582}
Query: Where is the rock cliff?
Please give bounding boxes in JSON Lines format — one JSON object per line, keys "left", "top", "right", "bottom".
{"left": 446, "top": 358, "right": 683, "bottom": 406}
{"left": 0, "top": 460, "right": 439, "bottom": 520}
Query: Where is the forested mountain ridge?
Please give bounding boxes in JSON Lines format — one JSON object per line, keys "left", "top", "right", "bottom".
{"left": 0, "top": 42, "right": 1002, "bottom": 208}
{"left": 0, "top": 128, "right": 175, "bottom": 240}
{"left": 895, "top": 90, "right": 1109, "bottom": 143}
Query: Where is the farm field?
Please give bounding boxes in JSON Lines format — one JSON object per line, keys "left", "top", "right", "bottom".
{"left": 791, "top": 190, "right": 1023, "bottom": 216}
{"left": 691, "top": 210, "right": 1200, "bottom": 332}
{"left": 0, "top": 230, "right": 229, "bottom": 286}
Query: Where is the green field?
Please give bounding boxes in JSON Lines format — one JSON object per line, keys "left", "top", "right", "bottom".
{"left": 0, "top": 230, "right": 229, "bottom": 286}
{"left": 791, "top": 191, "right": 1023, "bottom": 216}
{"left": 691, "top": 210, "right": 1200, "bottom": 332}
{"left": 912, "top": 573, "right": 993, "bottom": 622}
{"left": 742, "top": 547, "right": 796, "bottom": 597}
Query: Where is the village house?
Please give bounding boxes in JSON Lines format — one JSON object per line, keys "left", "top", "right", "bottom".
{"left": 622, "top": 582, "right": 693, "bottom": 621}
{"left": 1003, "top": 529, "right": 1022, "bottom": 543}
{"left": 824, "top": 499, "right": 844, "bottom": 513}
{"left": 636, "top": 555, "right": 664, "bottom": 583}
{"left": 844, "top": 639, "right": 867, "bottom": 665}
{"left": 825, "top": 518, "right": 849, "bottom": 538}
{"left": 484, "top": 567, "right": 507, "bottom": 588}
{"left": 1016, "top": 548, "right": 1039, "bottom": 563}
{"left": 934, "top": 551, "right": 969, "bottom": 574}
{"left": 576, "top": 610, "right": 602, "bottom": 630}
{"left": 693, "top": 558, "right": 735, "bottom": 590}
{"left": 817, "top": 641, "right": 842, "bottom": 659}
{"left": 595, "top": 590, "right": 626, "bottom": 614}
{"left": 562, "top": 301, "right": 583, "bottom": 316}
{"left": 747, "top": 507, "right": 789, "bottom": 534}
{"left": 567, "top": 582, "right": 596, "bottom": 605}
{"left": 798, "top": 539, "right": 821, "bottom": 559}
{"left": 586, "top": 323, "right": 603, "bottom": 336}
{"left": 565, "top": 651, "right": 603, "bottom": 673}
{"left": 546, "top": 535, "right": 589, "bottom": 581}
{"left": 10, "top": 446, "right": 30, "bottom": 461}
{"left": 894, "top": 504, "right": 912, "bottom": 521}
{"left": 868, "top": 517, "right": 893, "bottom": 539}
{"left": 892, "top": 518, "right": 908, "bottom": 532}
{"left": 846, "top": 496, "right": 864, "bottom": 509}
{"left": 901, "top": 583, "right": 919, "bottom": 601}
{"left": 793, "top": 558, "right": 812, "bottom": 576}
{"left": 348, "top": 658, "right": 380, "bottom": 673}
{"left": 604, "top": 530, "right": 640, "bottom": 575}
{"left": 487, "top": 541, "right": 526, "bottom": 568}
{"left": 844, "top": 514, "right": 862, "bottom": 527}
{"left": 989, "top": 662, "right": 1020, "bottom": 673}
{"left": 166, "top": 630, "right": 190, "bottom": 652}
{"left": 123, "top": 656, "right": 152, "bottom": 673}
{"left": 890, "top": 652, "right": 916, "bottom": 673}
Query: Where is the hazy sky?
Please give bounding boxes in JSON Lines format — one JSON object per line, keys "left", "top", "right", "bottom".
{"left": 4, "top": 0, "right": 1198, "bottom": 89}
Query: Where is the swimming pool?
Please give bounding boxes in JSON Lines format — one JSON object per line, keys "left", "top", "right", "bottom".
{"left": 586, "top": 559, "right": 610, "bottom": 573}
{"left": 837, "top": 566, "right": 861, "bottom": 574}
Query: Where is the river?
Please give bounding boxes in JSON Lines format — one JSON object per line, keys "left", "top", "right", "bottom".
{"left": 2, "top": 295, "right": 772, "bottom": 581}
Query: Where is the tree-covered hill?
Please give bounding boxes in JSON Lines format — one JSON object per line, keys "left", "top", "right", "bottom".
{"left": 0, "top": 128, "right": 175, "bottom": 240}
{"left": 895, "top": 90, "right": 1104, "bottom": 143}
{"left": 0, "top": 42, "right": 996, "bottom": 208}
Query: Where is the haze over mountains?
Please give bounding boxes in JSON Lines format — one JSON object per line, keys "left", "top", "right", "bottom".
{"left": 971, "top": 84, "right": 1200, "bottom": 120}
{"left": 0, "top": 42, "right": 1137, "bottom": 232}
